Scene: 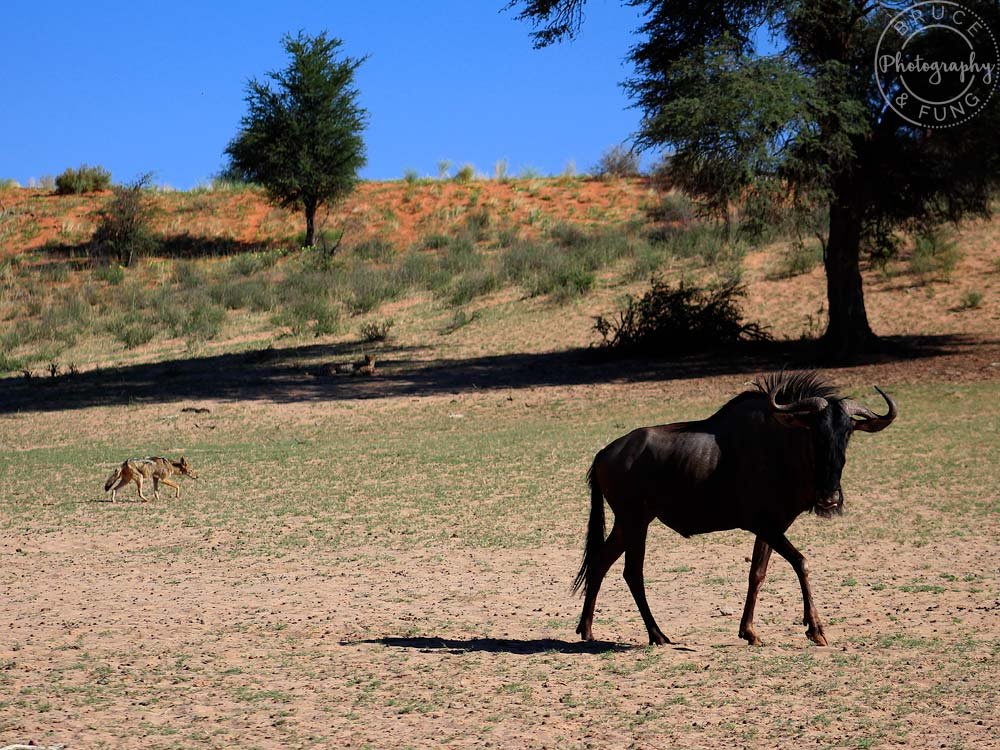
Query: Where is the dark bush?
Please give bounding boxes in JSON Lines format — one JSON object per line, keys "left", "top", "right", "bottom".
{"left": 90, "top": 174, "right": 156, "bottom": 266}
{"left": 594, "top": 276, "right": 770, "bottom": 353}
{"left": 55, "top": 164, "right": 112, "bottom": 195}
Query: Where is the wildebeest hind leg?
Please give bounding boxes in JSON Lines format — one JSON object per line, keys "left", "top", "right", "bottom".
{"left": 576, "top": 523, "right": 625, "bottom": 641}
{"left": 623, "top": 521, "right": 670, "bottom": 645}
{"left": 738, "top": 536, "right": 772, "bottom": 646}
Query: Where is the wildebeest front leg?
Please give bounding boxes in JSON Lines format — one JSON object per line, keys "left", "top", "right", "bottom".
{"left": 623, "top": 522, "right": 671, "bottom": 645}
{"left": 576, "top": 523, "right": 626, "bottom": 641}
{"left": 765, "top": 533, "right": 828, "bottom": 646}
{"left": 738, "top": 536, "right": 773, "bottom": 646}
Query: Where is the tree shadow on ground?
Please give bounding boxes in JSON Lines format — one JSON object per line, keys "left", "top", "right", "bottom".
{"left": 4, "top": 334, "right": 993, "bottom": 414}
{"left": 348, "top": 636, "right": 634, "bottom": 655}
{"left": 39, "top": 233, "right": 279, "bottom": 261}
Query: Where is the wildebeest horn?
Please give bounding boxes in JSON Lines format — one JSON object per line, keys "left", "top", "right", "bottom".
{"left": 768, "top": 392, "right": 828, "bottom": 415}
{"left": 844, "top": 386, "right": 897, "bottom": 432}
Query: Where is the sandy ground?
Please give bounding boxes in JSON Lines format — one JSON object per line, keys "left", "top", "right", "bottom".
{"left": 3, "top": 527, "right": 997, "bottom": 749}
{"left": 2, "top": 348, "right": 998, "bottom": 750}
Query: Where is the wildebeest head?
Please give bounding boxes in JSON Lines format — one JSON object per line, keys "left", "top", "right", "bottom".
{"left": 759, "top": 373, "right": 897, "bottom": 516}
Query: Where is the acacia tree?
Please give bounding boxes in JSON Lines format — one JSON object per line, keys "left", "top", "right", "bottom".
{"left": 226, "top": 31, "right": 367, "bottom": 248}
{"left": 509, "top": 0, "right": 1000, "bottom": 357}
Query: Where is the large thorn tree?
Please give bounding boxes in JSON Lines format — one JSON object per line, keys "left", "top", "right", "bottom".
{"left": 226, "top": 31, "right": 367, "bottom": 249}
{"left": 509, "top": 0, "right": 1000, "bottom": 357}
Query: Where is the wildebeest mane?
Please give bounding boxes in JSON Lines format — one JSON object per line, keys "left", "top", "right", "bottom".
{"left": 750, "top": 370, "right": 840, "bottom": 405}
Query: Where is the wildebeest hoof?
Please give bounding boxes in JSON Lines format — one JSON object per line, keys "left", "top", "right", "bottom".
{"left": 649, "top": 633, "right": 671, "bottom": 646}
{"left": 806, "top": 627, "right": 828, "bottom": 646}
{"left": 739, "top": 630, "right": 764, "bottom": 646}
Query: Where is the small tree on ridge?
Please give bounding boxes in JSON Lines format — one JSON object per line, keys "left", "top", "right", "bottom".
{"left": 226, "top": 31, "right": 368, "bottom": 248}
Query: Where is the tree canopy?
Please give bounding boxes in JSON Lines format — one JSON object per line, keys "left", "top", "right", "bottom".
{"left": 510, "top": 0, "right": 1000, "bottom": 356}
{"left": 226, "top": 31, "right": 368, "bottom": 248}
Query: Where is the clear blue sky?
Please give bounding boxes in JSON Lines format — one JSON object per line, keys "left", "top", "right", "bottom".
{"left": 0, "top": 0, "right": 652, "bottom": 189}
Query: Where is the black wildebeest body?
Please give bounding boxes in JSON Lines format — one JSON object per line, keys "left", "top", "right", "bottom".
{"left": 575, "top": 371, "right": 896, "bottom": 647}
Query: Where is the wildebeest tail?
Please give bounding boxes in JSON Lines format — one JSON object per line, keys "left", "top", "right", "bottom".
{"left": 572, "top": 457, "right": 606, "bottom": 596}
{"left": 104, "top": 466, "right": 122, "bottom": 491}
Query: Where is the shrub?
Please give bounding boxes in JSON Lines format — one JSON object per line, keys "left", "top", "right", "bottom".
{"left": 955, "top": 290, "right": 983, "bottom": 311}
{"left": 352, "top": 237, "right": 396, "bottom": 262}
{"left": 454, "top": 164, "right": 476, "bottom": 183}
{"left": 546, "top": 266, "right": 595, "bottom": 303}
{"left": 593, "top": 145, "right": 640, "bottom": 179}
{"left": 769, "top": 240, "right": 824, "bottom": 279}
{"left": 0, "top": 178, "right": 19, "bottom": 190}
{"left": 501, "top": 239, "right": 598, "bottom": 302}
{"left": 421, "top": 233, "right": 450, "bottom": 250}
{"left": 91, "top": 174, "right": 157, "bottom": 266}
{"left": 172, "top": 259, "right": 204, "bottom": 288}
{"left": 398, "top": 252, "right": 450, "bottom": 291}
{"left": 403, "top": 168, "right": 419, "bottom": 183}
{"left": 549, "top": 223, "right": 589, "bottom": 248}
{"left": 627, "top": 243, "right": 671, "bottom": 281}
{"left": 447, "top": 269, "right": 500, "bottom": 306}
{"left": 209, "top": 277, "right": 275, "bottom": 311}
{"left": 359, "top": 318, "right": 394, "bottom": 341}
{"left": 647, "top": 193, "right": 695, "bottom": 225}
{"left": 180, "top": 300, "right": 226, "bottom": 341}
{"left": 345, "top": 265, "right": 403, "bottom": 314}
{"left": 54, "top": 164, "right": 112, "bottom": 195}
{"left": 440, "top": 237, "right": 484, "bottom": 275}
{"left": 496, "top": 227, "right": 519, "bottom": 248}
{"left": 229, "top": 250, "right": 280, "bottom": 276}
{"left": 594, "top": 277, "right": 770, "bottom": 353}
{"left": 106, "top": 312, "right": 156, "bottom": 349}
{"left": 653, "top": 223, "right": 729, "bottom": 264}
{"left": 465, "top": 208, "right": 492, "bottom": 242}
{"left": 909, "top": 228, "right": 961, "bottom": 283}
{"left": 94, "top": 263, "right": 125, "bottom": 286}
{"left": 272, "top": 298, "right": 337, "bottom": 337}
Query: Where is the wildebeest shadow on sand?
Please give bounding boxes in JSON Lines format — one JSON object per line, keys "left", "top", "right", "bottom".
{"left": 348, "top": 636, "right": 689, "bottom": 655}
{"left": 3, "top": 333, "right": 992, "bottom": 414}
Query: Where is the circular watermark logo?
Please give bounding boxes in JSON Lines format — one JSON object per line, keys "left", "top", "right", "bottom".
{"left": 875, "top": 1, "right": 998, "bottom": 127}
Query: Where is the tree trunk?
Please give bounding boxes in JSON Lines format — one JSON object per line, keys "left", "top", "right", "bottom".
{"left": 304, "top": 201, "right": 317, "bottom": 248}
{"left": 820, "top": 189, "right": 877, "bottom": 359}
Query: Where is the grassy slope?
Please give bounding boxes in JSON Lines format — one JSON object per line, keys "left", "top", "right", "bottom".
{"left": 1, "top": 179, "right": 998, "bottom": 379}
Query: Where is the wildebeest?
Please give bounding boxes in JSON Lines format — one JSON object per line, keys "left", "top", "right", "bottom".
{"left": 575, "top": 371, "right": 896, "bottom": 646}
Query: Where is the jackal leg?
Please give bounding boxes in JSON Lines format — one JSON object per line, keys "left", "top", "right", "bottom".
{"left": 158, "top": 477, "right": 181, "bottom": 498}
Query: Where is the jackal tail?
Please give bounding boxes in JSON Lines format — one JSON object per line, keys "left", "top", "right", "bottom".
{"left": 104, "top": 465, "right": 123, "bottom": 491}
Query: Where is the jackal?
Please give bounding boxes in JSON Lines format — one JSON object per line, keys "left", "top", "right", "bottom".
{"left": 103, "top": 456, "right": 198, "bottom": 502}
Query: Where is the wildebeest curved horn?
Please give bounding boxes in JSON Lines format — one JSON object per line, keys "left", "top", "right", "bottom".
{"left": 768, "top": 392, "right": 828, "bottom": 415}
{"left": 845, "top": 386, "right": 897, "bottom": 432}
